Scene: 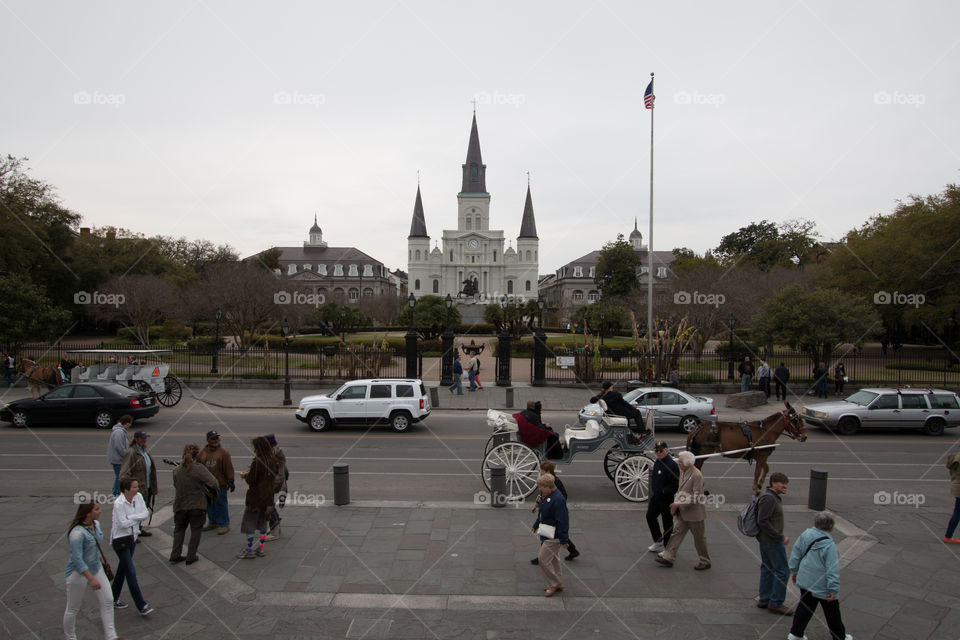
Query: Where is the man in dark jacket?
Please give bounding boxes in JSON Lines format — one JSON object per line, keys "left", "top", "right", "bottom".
{"left": 590, "top": 381, "right": 647, "bottom": 435}
{"left": 738, "top": 357, "right": 755, "bottom": 392}
{"left": 757, "top": 472, "right": 793, "bottom": 615}
{"left": 773, "top": 363, "right": 790, "bottom": 401}
{"left": 646, "top": 441, "right": 680, "bottom": 553}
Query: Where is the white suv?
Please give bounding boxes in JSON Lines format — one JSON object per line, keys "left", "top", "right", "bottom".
{"left": 295, "top": 379, "right": 431, "bottom": 433}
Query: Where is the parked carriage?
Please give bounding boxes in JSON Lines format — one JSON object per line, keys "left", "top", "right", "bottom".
{"left": 67, "top": 349, "right": 183, "bottom": 407}
{"left": 480, "top": 401, "right": 657, "bottom": 502}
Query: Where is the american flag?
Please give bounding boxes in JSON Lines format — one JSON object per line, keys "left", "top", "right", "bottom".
{"left": 644, "top": 79, "right": 655, "bottom": 109}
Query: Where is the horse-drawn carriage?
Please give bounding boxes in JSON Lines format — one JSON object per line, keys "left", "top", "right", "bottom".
{"left": 66, "top": 349, "right": 183, "bottom": 407}
{"left": 479, "top": 400, "right": 809, "bottom": 501}
{"left": 480, "top": 401, "right": 657, "bottom": 502}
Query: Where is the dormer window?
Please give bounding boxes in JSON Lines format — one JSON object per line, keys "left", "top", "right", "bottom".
{"left": 318, "top": 264, "right": 327, "bottom": 276}
{"left": 657, "top": 266, "right": 667, "bottom": 278}
{"left": 333, "top": 264, "right": 344, "bottom": 276}
{"left": 348, "top": 264, "right": 358, "bottom": 277}
{"left": 573, "top": 266, "right": 583, "bottom": 278}
{"left": 302, "top": 264, "right": 312, "bottom": 271}
{"left": 363, "top": 264, "right": 373, "bottom": 277}
{"left": 287, "top": 264, "right": 297, "bottom": 275}
{"left": 589, "top": 267, "right": 595, "bottom": 277}
{"left": 640, "top": 266, "right": 649, "bottom": 275}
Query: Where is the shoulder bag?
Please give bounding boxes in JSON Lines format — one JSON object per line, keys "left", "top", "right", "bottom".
{"left": 87, "top": 526, "right": 114, "bottom": 581}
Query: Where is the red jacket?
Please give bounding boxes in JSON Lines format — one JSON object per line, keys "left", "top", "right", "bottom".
{"left": 514, "top": 412, "right": 553, "bottom": 447}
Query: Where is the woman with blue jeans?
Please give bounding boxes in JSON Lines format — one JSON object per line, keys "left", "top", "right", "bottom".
{"left": 110, "top": 478, "right": 153, "bottom": 615}
{"left": 946, "top": 450, "right": 960, "bottom": 543}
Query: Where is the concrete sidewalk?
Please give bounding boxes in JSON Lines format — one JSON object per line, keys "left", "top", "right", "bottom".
{"left": 4, "top": 494, "right": 958, "bottom": 639}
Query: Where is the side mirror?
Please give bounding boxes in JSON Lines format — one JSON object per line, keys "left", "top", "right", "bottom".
{"left": 336, "top": 394, "right": 342, "bottom": 401}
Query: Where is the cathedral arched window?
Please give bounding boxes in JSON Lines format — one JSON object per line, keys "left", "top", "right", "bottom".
{"left": 465, "top": 218, "right": 472, "bottom": 230}
{"left": 526, "top": 250, "right": 532, "bottom": 261}
{"left": 507, "top": 280, "right": 513, "bottom": 294}
{"left": 414, "top": 279, "right": 420, "bottom": 290}
{"left": 450, "top": 251, "right": 454, "bottom": 261}
{"left": 415, "top": 250, "right": 421, "bottom": 261}
{"left": 432, "top": 279, "right": 439, "bottom": 293}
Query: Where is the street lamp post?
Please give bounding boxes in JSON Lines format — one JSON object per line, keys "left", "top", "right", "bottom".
{"left": 727, "top": 313, "right": 737, "bottom": 380}
{"left": 440, "top": 293, "right": 455, "bottom": 386}
{"left": 497, "top": 295, "right": 512, "bottom": 386}
{"left": 533, "top": 295, "right": 546, "bottom": 387}
{"left": 405, "top": 293, "right": 418, "bottom": 378}
{"left": 211, "top": 308, "right": 222, "bottom": 374}
{"left": 600, "top": 311, "right": 606, "bottom": 346}
{"left": 340, "top": 307, "right": 346, "bottom": 343}
{"left": 281, "top": 318, "right": 291, "bottom": 406}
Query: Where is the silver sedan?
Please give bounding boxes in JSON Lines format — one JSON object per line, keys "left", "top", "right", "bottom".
{"left": 579, "top": 387, "right": 716, "bottom": 433}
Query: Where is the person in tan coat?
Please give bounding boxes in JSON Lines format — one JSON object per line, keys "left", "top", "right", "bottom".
{"left": 945, "top": 449, "right": 960, "bottom": 543}
{"left": 170, "top": 444, "right": 219, "bottom": 565}
{"left": 655, "top": 450, "right": 711, "bottom": 570}
{"left": 118, "top": 431, "right": 157, "bottom": 536}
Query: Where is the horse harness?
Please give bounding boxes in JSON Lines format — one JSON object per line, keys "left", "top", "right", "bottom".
{"left": 691, "top": 410, "right": 799, "bottom": 463}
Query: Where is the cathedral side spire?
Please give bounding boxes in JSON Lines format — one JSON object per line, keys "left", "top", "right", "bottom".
{"left": 460, "top": 112, "right": 487, "bottom": 194}
{"left": 408, "top": 185, "right": 428, "bottom": 238}
{"left": 518, "top": 184, "right": 538, "bottom": 239}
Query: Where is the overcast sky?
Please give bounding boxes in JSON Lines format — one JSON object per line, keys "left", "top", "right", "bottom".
{"left": 3, "top": 1, "right": 958, "bottom": 274}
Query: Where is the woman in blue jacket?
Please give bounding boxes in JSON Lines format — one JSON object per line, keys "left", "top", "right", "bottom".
{"left": 787, "top": 512, "right": 851, "bottom": 640}
{"left": 531, "top": 473, "right": 569, "bottom": 597}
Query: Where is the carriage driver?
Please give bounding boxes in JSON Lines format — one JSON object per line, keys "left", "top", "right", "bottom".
{"left": 590, "top": 381, "right": 649, "bottom": 436}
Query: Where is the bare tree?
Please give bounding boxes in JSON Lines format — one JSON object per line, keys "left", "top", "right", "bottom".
{"left": 95, "top": 275, "right": 177, "bottom": 345}
{"left": 202, "top": 263, "right": 280, "bottom": 349}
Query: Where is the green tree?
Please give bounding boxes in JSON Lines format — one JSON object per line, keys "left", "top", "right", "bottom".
{"left": 714, "top": 220, "right": 820, "bottom": 271}
{"left": 752, "top": 284, "right": 879, "bottom": 365}
{"left": 397, "top": 295, "right": 463, "bottom": 340}
{"left": 572, "top": 301, "right": 626, "bottom": 340}
{"left": 314, "top": 303, "right": 371, "bottom": 338}
{"left": 821, "top": 183, "right": 960, "bottom": 345}
{"left": 482, "top": 299, "right": 539, "bottom": 337}
{"left": 0, "top": 274, "right": 72, "bottom": 347}
{"left": 595, "top": 234, "right": 641, "bottom": 298}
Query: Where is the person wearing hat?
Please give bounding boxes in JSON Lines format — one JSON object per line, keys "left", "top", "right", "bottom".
{"left": 589, "top": 381, "right": 647, "bottom": 436}
{"left": 646, "top": 441, "right": 680, "bottom": 554}
{"left": 118, "top": 431, "right": 157, "bottom": 537}
{"left": 197, "top": 430, "right": 235, "bottom": 535}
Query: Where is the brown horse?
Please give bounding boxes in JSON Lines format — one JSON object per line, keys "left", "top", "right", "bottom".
{"left": 19, "top": 358, "right": 63, "bottom": 397}
{"left": 685, "top": 402, "right": 807, "bottom": 494}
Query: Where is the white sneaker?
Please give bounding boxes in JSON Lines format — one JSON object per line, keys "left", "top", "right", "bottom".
{"left": 786, "top": 634, "right": 807, "bottom": 640}
{"left": 647, "top": 542, "right": 665, "bottom": 553}
{"left": 845, "top": 636, "right": 853, "bottom": 640}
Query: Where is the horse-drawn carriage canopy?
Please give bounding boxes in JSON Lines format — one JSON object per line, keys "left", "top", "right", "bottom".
{"left": 63, "top": 349, "right": 181, "bottom": 407}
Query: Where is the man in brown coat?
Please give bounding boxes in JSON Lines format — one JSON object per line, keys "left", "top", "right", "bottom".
{"left": 197, "top": 430, "right": 235, "bottom": 535}
{"left": 655, "top": 450, "right": 711, "bottom": 570}
{"left": 118, "top": 431, "right": 158, "bottom": 536}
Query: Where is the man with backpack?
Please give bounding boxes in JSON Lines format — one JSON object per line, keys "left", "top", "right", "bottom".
{"left": 756, "top": 472, "right": 793, "bottom": 615}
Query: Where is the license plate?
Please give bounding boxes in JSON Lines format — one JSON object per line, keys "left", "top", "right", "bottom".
{"left": 143, "top": 398, "right": 152, "bottom": 405}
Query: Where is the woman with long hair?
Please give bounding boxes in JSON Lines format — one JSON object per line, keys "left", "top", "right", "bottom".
{"left": 171, "top": 443, "right": 219, "bottom": 565}
{"left": 64, "top": 502, "right": 130, "bottom": 640}
{"left": 236, "top": 436, "right": 281, "bottom": 559}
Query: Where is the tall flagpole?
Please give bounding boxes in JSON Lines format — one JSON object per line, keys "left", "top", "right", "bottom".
{"left": 646, "top": 72, "right": 654, "bottom": 350}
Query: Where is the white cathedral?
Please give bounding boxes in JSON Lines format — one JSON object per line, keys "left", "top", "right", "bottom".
{"left": 406, "top": 113, "right": 539, "bottom": 302}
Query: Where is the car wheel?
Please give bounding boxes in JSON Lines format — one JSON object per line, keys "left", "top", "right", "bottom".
{"left": 94, "top": 410, "right": 114, "bottom": 429}
{"left": 11, "top": 410, "right": 29, "bottom": 428}
{"left": 837, "top": 416, "right": 858, "bottom": 436}
{"left": 308, "top": 410, "right": 331, "bottom": 432}
{"left": 680, "top": 415, "right": 700, "bottom": 434}
{"left": 924, "top": 418, "right": 946, "bottom": 436}
{"left": 390, "top": 411, "right": 412, "bottom": 432}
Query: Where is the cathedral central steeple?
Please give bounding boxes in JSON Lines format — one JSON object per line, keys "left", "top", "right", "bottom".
{"left": 460, "top": 112, "right": 487, "bottom": 194}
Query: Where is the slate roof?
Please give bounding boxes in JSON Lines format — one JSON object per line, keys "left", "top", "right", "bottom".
{"left": 408, "top": 186, "right": 428, "bottom": 238}
{"left": 518, "top": 185, "right": 538, "bottom": 239}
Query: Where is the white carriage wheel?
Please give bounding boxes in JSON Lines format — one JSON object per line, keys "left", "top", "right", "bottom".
{"left": 614, "top": 455, "right": 654, "bottom": 503}
{"left": 481, "top": 442, "right": 541, "bottom": 501}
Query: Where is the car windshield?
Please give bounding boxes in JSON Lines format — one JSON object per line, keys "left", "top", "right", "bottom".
{"left": 623, "top": 389, "right": 644, "bottom": 403}
{"left": 844, "top": 390, "right": 878, "bottom": 406}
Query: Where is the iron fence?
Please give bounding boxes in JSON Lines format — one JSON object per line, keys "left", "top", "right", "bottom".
{"left": 533, "top": 347, "right": 960, "bottom": 389}
{"left": 15, "top": 343, "right": 421, "bottom": 383}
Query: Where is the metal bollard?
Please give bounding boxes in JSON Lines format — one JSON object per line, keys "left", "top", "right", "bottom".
{"left": 430, "top": 386, "right": 440, "bottom": 408}
{"left": 808, "top": 468, "right": 828, "bottom": 511}
{"left": 333, "top": 463, "right": 350, "bottom": 505}
{"left": 489, "top": 465, "right": 506, "bottom": 508}
{"left": 505, "top": 387, "right": 514, "bottom": 408}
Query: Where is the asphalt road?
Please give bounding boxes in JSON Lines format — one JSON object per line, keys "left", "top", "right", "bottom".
{"left": 2, "top": 398, "right": 957, "bottom": 508}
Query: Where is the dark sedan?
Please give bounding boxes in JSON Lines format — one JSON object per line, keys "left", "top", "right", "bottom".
{"left": 1, "top": 383, "right": 159, "bottom": 429}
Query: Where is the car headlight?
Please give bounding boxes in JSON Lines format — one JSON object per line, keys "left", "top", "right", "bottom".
{"left": 813, "top": 411, "right": 829, "bottom": 419}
